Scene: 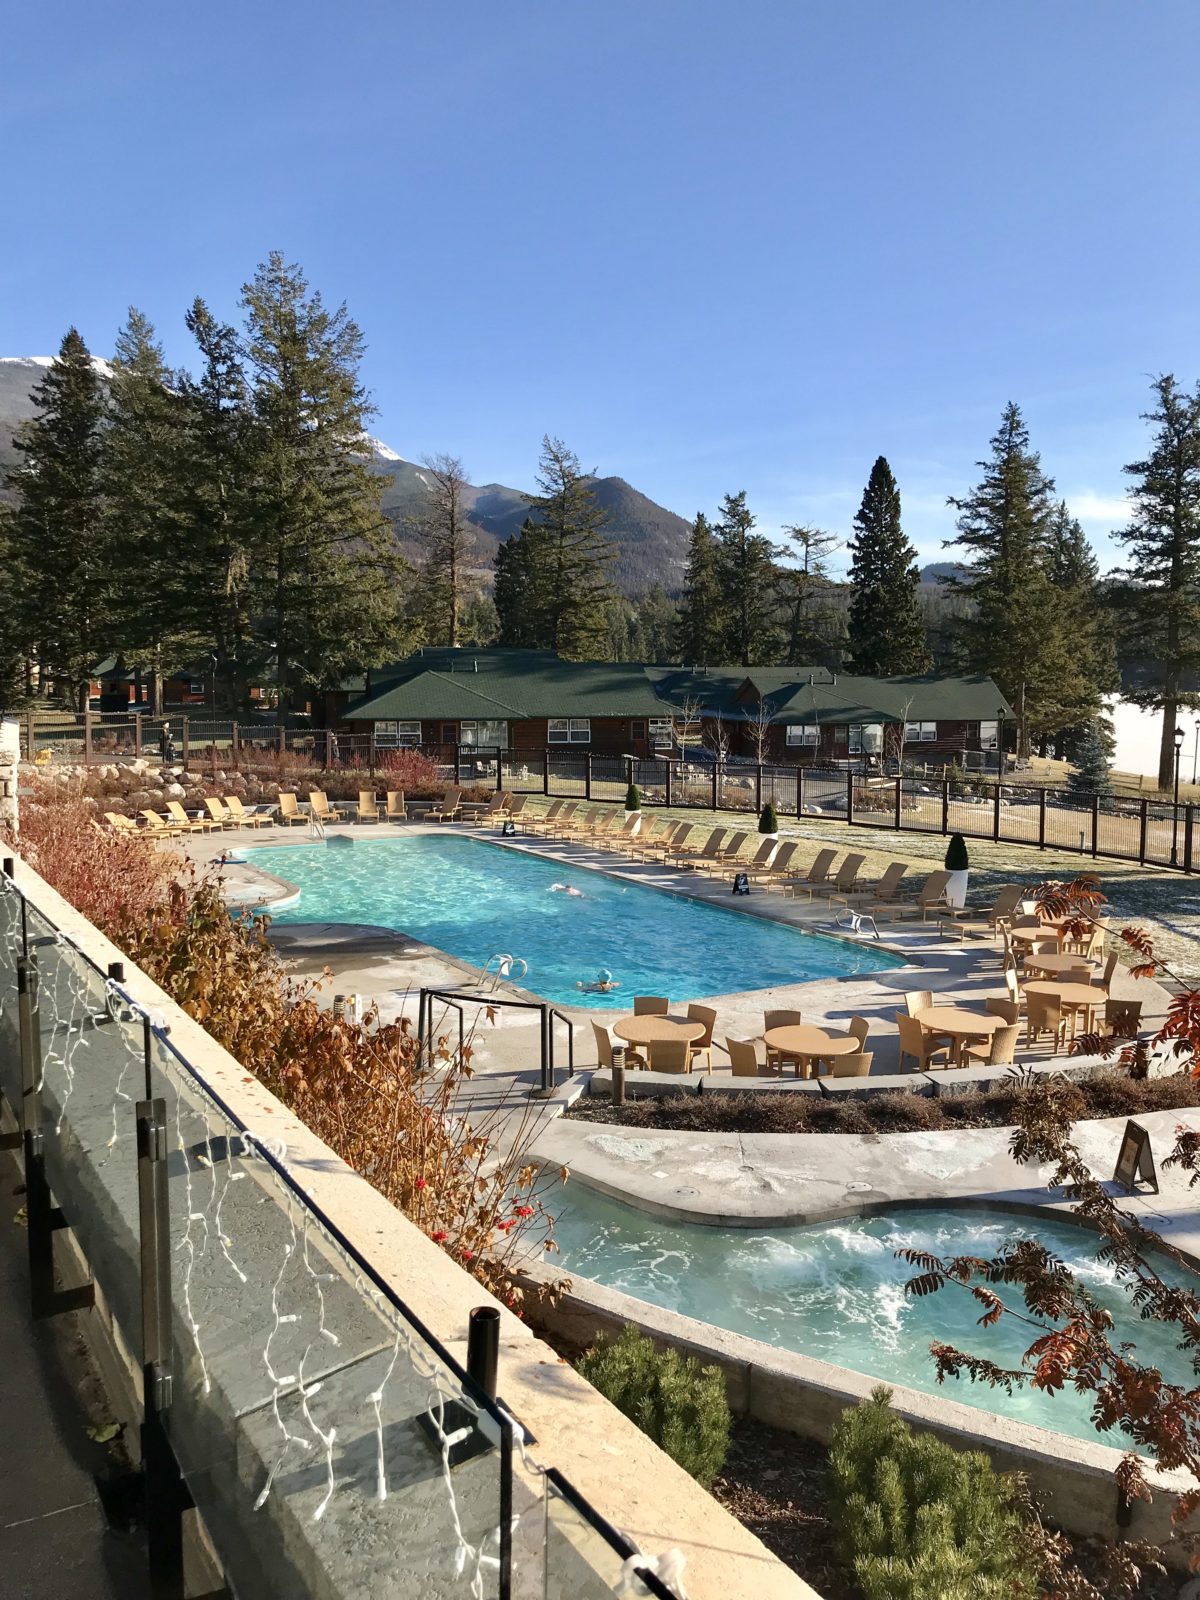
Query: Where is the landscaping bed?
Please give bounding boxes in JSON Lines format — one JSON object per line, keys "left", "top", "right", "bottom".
{"left": 567, "top": 1069, "right": 1200, "bottom": 1135}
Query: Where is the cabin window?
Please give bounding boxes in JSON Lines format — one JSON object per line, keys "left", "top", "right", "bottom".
{"left": 904, "top": 721, "right": 937, "bottom": 743}
{"left": 849, "top": 723, "right": 884, "bottom": 756}
{"left": 978, "top": 720, "right": 999, "bottom": 750}
{"left": 375, "top": 720, "right": 421, "bottom": 747}
{"left": 189, "top": 681, "right": 204, "bottom": 695}
{"left": 459, "top": 720, "right": 508, "bottom": 748}
{"left": 548, "top": 718, "right": 591, "bottom": 744}
{"left": 785, "top": 725, "right": 820, "bottom": 747}
{"left": 631, "top": 720, "right": 647, "bottom": 741}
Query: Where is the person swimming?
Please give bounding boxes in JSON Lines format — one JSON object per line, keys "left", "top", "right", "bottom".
{"left": 576, "top": 968, "right": 620, "bottom": 993}
{"left": 550, "top": 882, "right": 585, "bottom": 898}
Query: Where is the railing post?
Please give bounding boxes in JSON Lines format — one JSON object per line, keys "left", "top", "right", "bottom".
{"left": 83, "top": 709, "right": 93, "bottom": 764}
{"left": 542, "top": 750, "right": 550, "bottom": 796}
{"left": 992, "top": 780, "right": 1001, "bottom": 842}
{"left": 180, "top": 718, "right": 189, "bottom": 767}
{"left": 665, "top": 759, "right": 673, "bottom": 807}
{"left": 136, "top": 1090, "right": 185, "bottom": 1600}
{"left": 454, "top": 746, "right": 462, "bottom": 785}
{"left": 755, "top": 764, "right": 763, "bottom": 815}
{"left": 1139, "top": 798, "right": 1149, "bottom": 865}
{"left": 796, "top": 766, "right": 804, "bottom": 818}
{"left": 278, "top": 723, "right": 286, "bottom": 754}
{"left": 134, "top": 712, "right": 143, "bottom": 758}
{"left": 25, "top": 708, "right": 36, "bottom": 761}
{"left": 1186, "top": 805, "right": 1195, "bottom": 875}
{"left": 846, "top": 769, "right": 855, "bottom": 826}
{"left": 894, "top": 774, "right": 902, "bottom": 831}
{"left": 1038, "top": 787, "right": 1047, "bottom": 850}
{"left": 231, "top": 721, "right": 240, "bottom": 763}
{"left": 941, "top": 777, "right": 949, "bottom": 835}
{"left": 585, "top": 754, "right": 592, "bottom": 801}
{"left": 711, "top": 762, "right": 718, "bottom": 812}
{"left": 1091, "top": 793, "right": 1100, "bottom": 859}
{"left": 18, "top": 952, "right": 52, "bottom": 1317}
{"left": 495, "top": 750, "right": 503, "bottom": 792}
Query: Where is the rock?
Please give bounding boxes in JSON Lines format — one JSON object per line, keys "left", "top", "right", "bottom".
{"left": 165, "top": 782, "right": 186, "bottom": 799}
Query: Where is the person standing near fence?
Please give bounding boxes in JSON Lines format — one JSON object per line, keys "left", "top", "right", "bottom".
{"left": 159, "top": 722, "right": 176, "bottom": 765}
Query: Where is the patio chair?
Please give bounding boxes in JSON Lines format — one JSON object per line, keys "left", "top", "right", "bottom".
{"left": 985, "top": 997, "right": 1021, "bottom": 1025}
{"left": 520, "top": 799, "right": 567, "bottom": 835}
{"left": 786, "top": 847, "right": 838, "bottom": 899}
{"left": 725, "top": 837, "right": 776, "bottom": 881}
{"left": 815, "top": 853, "right": 866, "bottom": 901}
{"left": 384, "top": 790, "right": 408, "bottom": 823}
{"left": 591, "top": 1020, "right": 646, "bottom": 1072}
{"left": 1097, "top": 951, "right": 1119, "bottom": 992}
{"left": 847, "top": 1015, "right": 870, "bottom": 1048}
{"left": 830, "top": 1051, "right": 873, "bottom": 1078}
{"left": 308, "top": 790, "right": 338, "bottom": 825}
{"left": 626, "top": 819, "right": 670, "bottom": 860}
{"left": 139, "top": 809, "right": 182, "bottom": 838}
{"left": 753, "top": 841, "right": 802, "bottom": 886}
{"left": 356, "top": 789, "right": 381, "bottom": 823}
{"left": 1026, "top": 992, "right": 1068, "bottom": 1053}
{"left": 895, "top": 1012, "right": 951, "bottom": 1072}
{"left": 880, "top": 869, "right": 952, "bottom": 921}
{"left": 685, "top": 1004, "right": 717, "bottom": 1073}
{"left": 427, "top": 787, "right": 462, "bottom": 822}
{"left": 648, "top": 1037, "right": 692, "bottom": 1074}
{"left": 669, "top": 826, "right": 725, "bottom": 866}
{"left": 712, "top": 830, "right": 750, "bottom": 864}
{"left": 836, "top": 861, "right": 907, "bottom": 911}
{"left": 597, "top": 814, "right": 641, "bottom": 852}
{"left": 726, "top": 1036, "right": 764, "bottom": 1077}
{"left": 461, "top": 791, "right": 508, "bottom": 825}
{"left": 275, "top": 792, "right": 305, "bottom": 826}
{"left": 764, "top": 1008, "right": 804, "bottom": 1073}
{"left": 963, "top": 1022, "right": 1020, "bottom": 1067}
{"left": 500, "top": 793, "right": 526, "bottom": 827}
{"left": 167, "top": 801, "right": 220, "bottom": 833}
{"left": 1105, "top": 997, "right": 1143, "bottom": 1038}
{"left": 648, "top": 822, "right": 693, "bottom": 861}
{"left": 105, "top": 812, "right": 144, "bottom": 837}
{"left": 633, "top": 995, "right": 670, "bottom": 1015}
{"left": 903, "top": 989, "right": 933, "bottom": 1017}
{"left": 224, "top": 795, "right": 272, "bottom": 828}
{"left": 202, "top": 797, "right": 240, "bottom": 830}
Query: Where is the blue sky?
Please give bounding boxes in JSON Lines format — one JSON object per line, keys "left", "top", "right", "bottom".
{"left": 3, "top": 1, "right": 1198, "bottom": 572}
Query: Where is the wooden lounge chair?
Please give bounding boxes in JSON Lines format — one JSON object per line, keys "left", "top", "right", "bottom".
{"left": 835, "top": 861, "right": 907, "bottom": 910}
{"left": 538, "top": 801, "right": 581, "bottom": 838}
{"left": 787, "top": 847, "right": 838, "bottom": 899}
{"left": 940, "top": 883, "right": 1025, "bottom": 940}
{"left": 647, "top": 822, "right": 693, "bottom": 861}
{"left": 895, "top": 1012, "right": 951, "bottom": 1072}
{"left": 427, "top": 787, "right": 462, "bottom": 822}
{"left": 725, "top": 838, "right": 776, "bottom": 881}
{"left": 224, "top": 795, "right": 272, "bottom": 828}
{"left": 879, "top": 869, "right": 951, "bottom": 921}
{"left": 754, "top": 841, "right": 802, "bottom": 887}
{"left": 830, "top": 1051, "right": 873, "bottom": 1078}
{"left": 383, "top": 790, "right": 408, "bottom": 822}
{"left": 139, "top": 809, "right": 182, "bottom": 837}
{"left": 276, "top": 792, "right": 307, "bottom": 826}
{"left": 168, "top": 801, "right": 221, "bottom": 833}
{"left": 963, "top": 1023, "right": 1020, "bottom": 1066}
{"left": 685, "top": 1004, "right": 717, "bottom": 1073}
{"left": 648, "top": 1037, "right": 692, "bottom": 1074}
{"left": 672, "top": 828, "right": 728, "bottom": 869}
{"left": 203, "top": 797, "right": 239, "bottom": 830}
{"left": 712, "top": 830, "right": 750, "bottom": 864}
{"left": 519, "top": 799, "right": 566, "bottom": 835}
{"left": 461, "top": 791, "right": 508, "bottom": 824}
{"left": 597, "top": 815, "right": 641, "bottom": 852}
{"left": 633, "top": 995, "right": 670, "bottom": 1015}
{"left": 814, "top": 853, "right": 865, "bottom": 901}
{"left": 105, "top": 812, "right": 146, "bottom": 837}
{"left": 356, "top": 789, "right": 381, "bottom": 823}
{"left": 726, "top": 1037, "right": 765, "bottom": 1077}
{"left": 308, "top": 790, "right": 339, "bottom": 825}
{"left": 500, "top": 794, "right": 527, "bottom": 828}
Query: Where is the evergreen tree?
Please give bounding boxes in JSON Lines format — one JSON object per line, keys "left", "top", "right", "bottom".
{"left": 493, "top": 519, "right": 554, "bottom": 647}
{"left": 846, "top": 457, "right": 930, "bottom": 675}
{"left": 632, "top": 584, "right": 679, "bottom": 663}
{"left": 675, "top": 512, "right": 722, "bottom": 664}
{"left": 1115, "top": 374, "right": 1200, "bottom": 789}
{"left": 457, "top": 593, "right": 499, "bottom": 647}
{"left": 0, "top": 502, "right": 23, "bottom": 708}
{"left": 102, "top": 308, "right": 186, "bottom": 711}
{"left": 7, "top": 328, "right": 110, "bottom": 708}
{"left": 1042, "top": 501, "right": 1118, "bottom": 755}
{"left": 412, "top": 453, "right": 475, "bottom": 647}
{"left": 240, "top": 253, "right": 402, "bottom": 708}
{"left": 174, "top": 299, "right": 260, "bottom": 711}
{"left": 521, "top": 435, "right": 614, "bottom": 658}
{"left": 1066, "top": 717, "right": 1114, "bottom": 800}
{"left": 777, "top": 522, "right": 843, "bottom": 667}
{"left": 712, "top": 491, "right": 777, "bottom": 666}
{"left": 946, "top": 403, "right": 1081, "bottom": 756}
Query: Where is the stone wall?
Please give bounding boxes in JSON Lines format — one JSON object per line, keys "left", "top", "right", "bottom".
{"left": 0, "top": 718, "right": 18, "bottom": 839}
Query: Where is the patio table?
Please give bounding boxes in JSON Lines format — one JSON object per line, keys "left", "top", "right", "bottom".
{"left": 1022, "top": 952, "right": 1097, "bottom": 978}
{"left": 1022, "top": 979, "right": 1103, "bottom": 1033}
{"left": 917, "top": 1005, "right": 1002, "bottom": 1065}
{"left": 612, "top": 1015, "right": 708, "bottom": 1049}
{"left": 762, "top": 1024, "right": 857, "bottom": 1079}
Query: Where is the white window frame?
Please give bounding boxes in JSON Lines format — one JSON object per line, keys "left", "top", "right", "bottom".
{"left": 548, "top": 718, "right": 591, "bottom": 744}
{"left": 849, "top": 723, "right": 884, "bottom": 756}
{"left": 459, "top": 719, "right": 508, "bottom": 749}
{"left": 374, "top": 719, "right": 422, "bottom": 747}
{"left": 904, "top": 721, "right": 937, "bottom": 743}
{"left": 979, "top": 719, "right": 999, "bottom": 751}
{"left": 785, "top": 724, "right": 820, "bottom": 747}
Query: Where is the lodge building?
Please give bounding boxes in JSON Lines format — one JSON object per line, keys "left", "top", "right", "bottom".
{"left": 335, "top": 649, "right": 1014, "bottom": 767}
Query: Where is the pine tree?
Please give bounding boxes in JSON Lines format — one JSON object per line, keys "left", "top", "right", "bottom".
{"left": 675, "top": 512, "right": 722, "bottom": 664}
{"left": 522, "top": 435, "right": 615, "bottom": 658}
{"left": 777, "top": 523, "right": 843, "bottom": 667}
{"left": 412, "top": 453, "right": 476, "bottom": 647}
{"left": 493, "top": 519, "right": 554, "bottom": 647}
{"left": 7, "top": 329, "right": 110, "bottom": 709}
{"left": 174, "top": 299, "right": 260, "bottom": 711}
{"left": 946, "top": 403, "right": 1078, "bottom": 756}
{"left": 846, "top": 457, "right": 930, "bottom": 675}
{"left": 0, "top": 502, "right": 23, "bottom": 708}
{"left": 103, "top": 308, "right": 186, "bottom": 711}
{"left": 1042, "top": 501, "right": 1117, "bottom": 755}
{"left": 240, "top": 253, "right": 402, "bottom": 709}
{"left": 1115, "top": 374, "right": 1200, "bottom": 789}
{"left": 712, "top": 491, "right": 777, "bottom": 666}
{"left": 1066, "top": 717, "right": 1114, "bottom": 800}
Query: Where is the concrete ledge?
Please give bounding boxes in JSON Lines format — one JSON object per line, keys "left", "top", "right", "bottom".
{"left": 589, "top": 1067, "right": 702, "bottom": 1098}
{"left": 700, "top": 1077, "right": 822, "bottom": 1097}
{"left": 817, "top": 1073, "right": 931, "bottom": 1098}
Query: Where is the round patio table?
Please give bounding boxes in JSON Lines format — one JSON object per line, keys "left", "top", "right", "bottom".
{"left": 612, "top": 1015, "right": 708, "bottom": 1048}
{"left": 762, "top": 1024, "right": 857, "bottom": 1079}
{"left": 1022, "top": 952, "right": 1097, "bottom": 978}
{"left": 1022, "top": 980, "right": 1102, "bottom": 1031}
{"left": 918, "top": 1006, "right": 1002, "bottom": 1065}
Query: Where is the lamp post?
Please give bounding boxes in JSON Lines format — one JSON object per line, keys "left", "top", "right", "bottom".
{"left": 996, "top": 707, "right": 1005, "bottom": 777}
{"left": 1192, "top": 718, "right": 1200, "bottom": 787}
{"left": 1172, "top": 725, "right": 1185, "bottom": 865}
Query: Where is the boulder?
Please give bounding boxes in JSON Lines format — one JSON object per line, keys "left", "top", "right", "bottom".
{"left": 164, "top": 782, "right": 186, "bottom": 799}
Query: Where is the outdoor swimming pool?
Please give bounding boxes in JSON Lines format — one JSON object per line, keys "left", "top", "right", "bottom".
{"left": 242, "top": 835, "right": 902, "bottom": 1007}
{"left": 551, "top": 1187, "right": 1192, "bottom": 1446}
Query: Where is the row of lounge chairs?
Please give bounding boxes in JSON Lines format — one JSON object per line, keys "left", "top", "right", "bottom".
{"left": 105, "top": 796, "right": 272, "bottom": 837}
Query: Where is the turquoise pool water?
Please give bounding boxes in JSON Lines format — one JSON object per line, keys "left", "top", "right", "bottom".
{"left": 551, "top": 1188, "right": 1193, "bottom": 1446}
{"left": 242, "top": 835, "right": 902, "bottom": 1008}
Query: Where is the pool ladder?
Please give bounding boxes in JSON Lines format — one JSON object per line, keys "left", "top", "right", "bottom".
{"left": 479, "top": 952, "right": 528, "bottom": 991}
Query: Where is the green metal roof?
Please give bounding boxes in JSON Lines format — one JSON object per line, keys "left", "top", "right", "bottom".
{"left": 647, "top": 666, "right": 1014, "bottom": 725}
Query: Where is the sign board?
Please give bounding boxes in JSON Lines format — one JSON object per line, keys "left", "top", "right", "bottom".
{"left": 1113, "top": 1119, "right": 1158, "bottom": 1194}
{"left": 732, "top": 872, "right": 750, "bottom": 896}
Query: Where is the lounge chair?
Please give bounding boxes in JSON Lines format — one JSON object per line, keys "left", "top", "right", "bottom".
{"left": 538, "top": 802, "right": 582, "bottom": 838}
{"left": 814, "top": 853, "right": 866, "bottom": 901}
{"left": 754, "top": 841, "right": 802, "bottom": 887}
{"left": 203, "top": 797, "right": 239, "bottom": 830}
{"left": 834, "top": 861, "right": 907, "bottom": 911}
{"left": 685, "top": 1004, "right": 717, "bottom": 1073}
{"left": 427, "top": 787, "right": 462, "bottom": 822}
{"left": 963, "top": 1023, "right": 1020, "bottom": 1067}
{"left": 308, "top": 790, "right": 339, "bottom": 826}
{"left": 519, "top": 799, "right": 567, "bottom": 835}
{"left": 879, "top": 869, "right": 951, "bottom": 921}
{"left": 597, "top": 815, "right": 641, "bottom": 852}
{"left": 940, "top": 884, "right": 1026, "bottom": 941}
{"left": 224, "top": 795, "right": 272, "bottom": 828}
{"left": 726, "top": 1036, "right": 765, "bottom": 1077}
{"left": 633, "top": 995, "right": 670, "bottom": 1015}
{"left": 672, "top": 828, "right": 728, "bottom": 869}
{"left": 461, "top": 791, "right": 509, "bottom": 825}
{"left": 168, "top": 801, "right": 221, "bottom": 833}
{"left": 500, "top": 794, "right": 527, "bottom": 828}
{"left": 647, "top": 822, "right": 693, "bottom": 862}
{"left": 356, "top": 789, "right": 381, "bottom": 823}
{"left": 725, "top": 838, "right": 776, "bottom": 882}
{"left": 711, "top": 830, "right": 750, "bottom": 864}
{"left": 384, "top": 790, "right": 408, "bottom": 822}
{"left": 786, "top": 847, "right": 838, "bottom": 900}
{"left": 105, "top": 812, "right": 146, "bottom": 837}
{"left": 648, "top": 1037, "right": 692, "bottom": 1074}
{"left": 139, "top": 809, "right": 182, "bottom": 837}
{"left": 276, "top": 792, "right": 306, "bottom": 826}
{"left": 830, "top": 1051, "right": 873, "bottom": 1078}
{"left": 895, "top": 1012, "right": 951, "bottom": 1072}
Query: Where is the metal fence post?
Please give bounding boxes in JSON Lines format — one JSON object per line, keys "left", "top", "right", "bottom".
{"left": 231, "top": 722, "right": 240, "bottom": 764}
{"left": 941, "top": 777, "right": 949, "bottom": 835}
{"left": 542, "top": 751, "right": 550, "bottom": 795}
{"left": 454, "top": 746, "right": 462, "bottom": 785}
{"left": 585, "top": 755, "right": 592, "bottom": 801}
{"left": 83, "top": 709, "right": 93, "bottom": 764}
{"left": 180, "top": 718, "right": 189, "bottom": 767}
{"left": 1186, "top": 805, "right": 1195, "bottom": 874}
{"left": 18, "top": 951, "right": 53, "bottom": 1317}
{"left": 278, "top": 724, "right": 286, "bottom": 754}
{"left": 134, "top": 713, "right": 143, "bottom": 758}
{"left": 1038, "top": 788, "right": 1047, "bottom": 850}
{"left": 1139, "top": 798, "right": 1149, "bottom": 865}
{"left": 136, "top": 1092, "right": 185, "bottom": 1600}
{"left": 846, "top": 770, "right": 855, "bottom": 826}
{"left": 1091, "top": 794, "right": 1100, "bottom": 859}
{"left": 711, "top": 763, "right": 718, "bottom": 812}
{"left": 755, "top": 764, "right": 763, "bottom": 815}
{"left": 25, "top": 709, "right": 36, "bottom": 761}
{"left": 894, "top": 775, "right": 902, "bottom": 831}
{"left": 796, "top": 767, "right": 804, "bottom": 818}
{"left": 665, "top": 760, "right": 673, "bottom": 807}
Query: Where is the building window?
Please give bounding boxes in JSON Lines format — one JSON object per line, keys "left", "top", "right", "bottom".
{"left": 785, "top": 725, "right": 820, "bottom": 747}
{"left": 649, "top": 719, "right": 674, "bottom": 750}
{"left": 548, "top": 718, "right": 590, "bottom": 744}
{"left": 459, "top": 720, "right": 508, "bottom": 748}
{"left": 978, "top": 720, "right": 999, "bottom": 750}
{"left": 904, "top": 721, "right": 937, "bottom": 743}
{"left": 189, "top": 681, "right": 204, "bottom": 695}
{"left": 375, "top": 720, "right": 422, "bottom": 747}
{"left": 849, "top": 723, "right": 884, "bottom": 756}
{"left": 631, "top": 720, "right": 647, "bottom": 741}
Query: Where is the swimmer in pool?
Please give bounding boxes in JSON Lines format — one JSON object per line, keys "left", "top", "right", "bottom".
{"left": 550, "top": 883, "right": 585, "bottom": 898}
{"left": 576, "top": 968, "right": 619, "bottom": 993}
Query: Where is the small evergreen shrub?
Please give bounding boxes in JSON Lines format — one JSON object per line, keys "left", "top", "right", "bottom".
{"left": 624, "top": 782, "right": 641, "bottom": 811}
{"left": 758, "top": 801, "right": 779, "bottom": 834}
{"left": 828, "top": 1387, "right": 1037, "bottom": 1600}
{"left": 577, "top": 1324, "right": 730, "bottom": 1486}
{"left": 944, "top": 832, "right": 969, "bottom": 871}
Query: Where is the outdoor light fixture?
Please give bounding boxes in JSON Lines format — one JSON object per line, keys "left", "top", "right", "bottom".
{"left": 1172, "top": 725, "right": 1186, "bottom": 865}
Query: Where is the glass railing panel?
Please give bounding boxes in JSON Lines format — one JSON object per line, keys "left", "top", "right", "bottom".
{"left": 544, "top": 1472, "right": 675, "bottom": 1599}
{"left": 148, "top": 1031, "right": 505, "bottom": 1599}
{"left": 0, "top": 872, "right": 22, "bottom": 1104}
